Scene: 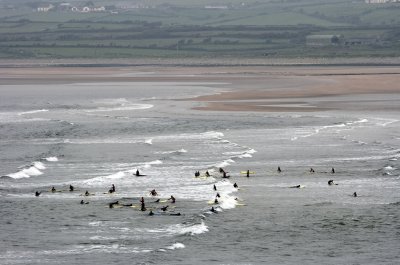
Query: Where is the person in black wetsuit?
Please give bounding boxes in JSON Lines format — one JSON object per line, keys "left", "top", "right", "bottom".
{"left": 148, "top": 210, "right": 154, "bottom": 216}
{"left": 210, "top": 207, "right": 217, "bottom": 213}
{"left": 161, "top": 205, "right": 169, "bottom": 211}
{"left": 277, "top": 167, "right": 282, "bottom": 173}
{"left": 35, "top": 191, "right": 41, "bottom": 197}
{"left": 149, "top": 189, "right": 158, "bottom": 196}
{"left": 246, "top": 170, "right": 250, "bottom": 177}
{"left": 216, "top": 193, "right": 221, "bottom": 198}
{"left": 51, "top": 187, "right": 56, "bottom": 193}
{"left": 69, "top": 185, "right": 74, "bottom": 192}
{"left": 233, "top": 183, "right": 238, "bottom": 188}
{"left": 353, "top": 192, "right": 357, "bottom": 197}
{"left": 205, "top": 171, "right": 210, "bottom": 177}
{"left": 169, "top": 195, "right": 176, "bottom": 203}
{"left": 213, "top": 184, "right": 217, "bottom": 191}
{"left": 136, "top": 169, "right": 140, "bottom": 176}
{"left": 331, "top": 167, "right": 335, "bottom": 174}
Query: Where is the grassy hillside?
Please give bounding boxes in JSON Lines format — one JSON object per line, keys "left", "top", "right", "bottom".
{"left": 0, "top": 0, "right": 399, "bottom": 59}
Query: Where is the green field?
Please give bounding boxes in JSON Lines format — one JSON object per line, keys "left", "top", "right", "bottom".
{"left": 0, "top": 0, "right": 399, "bottom": 59}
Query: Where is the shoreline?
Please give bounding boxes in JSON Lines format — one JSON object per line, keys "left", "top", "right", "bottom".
{"left": 1, "top": 63, "right": 399, "bottom": 113}
{"left": 1, "top": 57, "right": 400, "bottom": 68}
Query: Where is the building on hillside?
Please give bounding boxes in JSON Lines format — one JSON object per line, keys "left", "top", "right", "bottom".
{"left": 205, "top": 5, "right": 228, "bottom": 9}
{"left": 37, "top": 4, "right": 54, "bottom": 12}
{"left": 344, "top": 37, "right": 380, "bottom": 46}
{"left": 365, "top": 0, "right": 400, "bottom": 3}
{"left": 306, "top": 35, "right": 343, "bottom": 47}
{"left": 71, "top": 6, "right": 106, "bottom": 12}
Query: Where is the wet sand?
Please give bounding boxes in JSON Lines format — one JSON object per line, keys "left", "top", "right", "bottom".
{"left": 1, "top": 65, "right": 399, "bottom": 112}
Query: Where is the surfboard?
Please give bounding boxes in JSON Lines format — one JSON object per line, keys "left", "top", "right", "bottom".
{"left": 159, "top": 199, "right": 168, "bottom": 203}
{"left": 240, "top": 171, "right": 255, "bottom": 174}
{"left": 134, "top": 174, "right": 147, "bottom": 177}
{"left": 236, "top": 203, "right": 247, "bottom": 206}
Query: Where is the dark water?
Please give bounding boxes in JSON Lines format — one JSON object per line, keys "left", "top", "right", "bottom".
{"left": 0, "top": 80, "right": 399, "bottom": 264}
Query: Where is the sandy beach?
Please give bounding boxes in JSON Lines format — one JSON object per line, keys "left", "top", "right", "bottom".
{"left": 1, "top": 65, "right": 399, "bottom": 112}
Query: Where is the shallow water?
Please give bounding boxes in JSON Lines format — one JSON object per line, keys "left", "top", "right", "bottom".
{"left": 0, "top": 79, "right": 399, "bottom": 264}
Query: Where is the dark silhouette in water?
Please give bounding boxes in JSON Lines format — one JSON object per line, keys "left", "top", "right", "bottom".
{"left": 109, "top": 184, "right": 116, "bottom": 193}
{"left": 213, "top": 184, "right": 217, "bottom": 191}
{"left": 169, "top": 195, "right": 176, "bottom": 203}
{"left": 233, "top": 183, "right": 238, "bottom": 188}
{"left": 310, "top": 168, "right": 315, "bottom": 173}
{"left": 331, "top": 167, "right": 335, "bottom": 174}
{"left": 35, "top": 191, "right": 41, "bottom": 197}
{"left": 210, "top": 207, "right": 217, "bottom": 213}
{"left": 148, "top": 210, "right": 154, "bottom": 216}
{"left": 149, "top": 189, "right": 158, "bottom": 196}
{"left": 161, "top": 205, "right": 169, "bottom": 211}
{"left": 69, "top": 185, "right": 74, "bottom": 192}
{"left": 353, "top": 192, "right": 357, "bottom": 197}
{"left": 289, "top": 185, "right": 301, "bottom": 188}
{"left": 246, "top": 170, "right": 250, "bottom": 177}
{"left": 277, "top": 167, "right": 281, "bottom": 173}
{"left": 51, "top": 187, "right": 56, "bottom": 193}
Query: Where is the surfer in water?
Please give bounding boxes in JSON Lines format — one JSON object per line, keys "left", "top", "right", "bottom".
{"left": 222, "top": 171, "right": 230, "bottom": 178}
{"left": 277, "top": 167, "right": 282, "bottom": 173}
{"left": 109, "top": 184, "right": 116, "bottom": 193}
{"left": 80, "top": 200, "right": 89, "bottom": 204}
{"left": 310, "top": 168, "right": 315, "bottom": 173}
{"left": 149, "top": 189, "right": 158, "bottom": 196}
{"left": 353, "top": 192, "right": 357, "bottom": 197}
{"left": 328, "top": 180, "right": 338, "bottom": 186}
{"left": 205, "top": 171, "right": 210, "bottom": 177}
{"left": 210, "top": 207, "right": 217, "bottom": 213}
{"left": 140, "top": 197, "right": 146, "bottom": 211}
{"left": 169, "top": 195, "right": 176, "bottom": 203}
{"left": 148, "top": 210, "right": 154, "bottom": 216}
{"left": 216, "top": 193, "right": 221, "bottom": 198}
{"left": 161, "top": 205, "right": 169, "bottom": 211}
{"left": 136, "top": 169, "right": 140, "bottom": 176}
{"left": 51, "top": 187, "right": 56, "bottom": 193}
{"left": 246, "top": 170, "right": 250, "bottom": 177}
{"left": 331, "top": 167, "right": 335, "bottom": 174}
{"left": 233, "top": 183, "right": 238, "bottom": 188}
{"left": 35, "top": 191, "right": 41, "bottom": 197}
{"left": 289, "top": 185, "right": 301, "bottom": 188}
{"left": 109, "top": 201, "right": 119, "bottom": 208}
{"left": 85, "top": 190, "right": 90, "bottom": 196}
{"left": 213, "top": 184, "right": 217, "bottom": 191}
{"left": 69, "top": 185, "right": 74, "bottom": 192}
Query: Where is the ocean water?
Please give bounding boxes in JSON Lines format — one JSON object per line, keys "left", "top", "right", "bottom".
{"left": 0, "top": 78, "right": 400, "bottom": 265}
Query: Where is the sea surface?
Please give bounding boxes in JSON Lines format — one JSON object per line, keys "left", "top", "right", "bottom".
{"left": 0, "top": 76, "right": 399, "bottom": 265}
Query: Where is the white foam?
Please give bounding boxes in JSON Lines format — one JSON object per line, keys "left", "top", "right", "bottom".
{"left": 155, "top": 149, "right": 187, "bottom": 154}
{"left": 215, "top": 159, "right": 235, "bottom": 168}
{"left": 166, "top": 243, "right": 185, "bottom": 250}
{"left": 18, "top": 109, "right": 49, "bottom": 115}
{"left": 167, "top": 221, "right": 209, "bottom": 236}
{"left": 85, "top": 104, "right": 153, "bottom": 112}
{"left": 143, "top": 160, "right": 163, "bottom": 168}
{"left": 33, "top": 161, "right": 46, "bottom": 170}
{"left": 7, "top": 165, "right": 43, "bottom": 179}
{"left": 145, "top": 139, "right": 153, "bottom": 145}
{"left": 44, "top": 156, "right": 58, "bottom": 162}
{"left": 384, "top": 166, "right": 396, "bottom": 171}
